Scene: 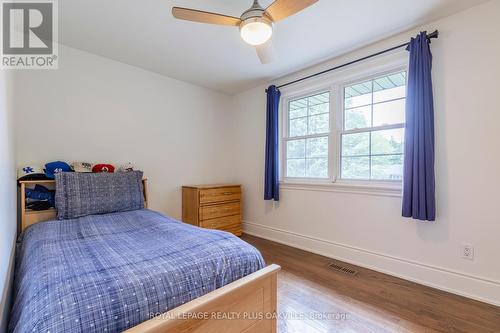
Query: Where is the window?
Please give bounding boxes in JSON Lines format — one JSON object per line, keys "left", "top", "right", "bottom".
{"left": 284, "top": 92, "right": 330, "bottom": 179}
{"left": 282, "top": 65, "right": 407, "bottom": 186}
{"left": 341, "top": 71, "right": 406, "bottom": 181}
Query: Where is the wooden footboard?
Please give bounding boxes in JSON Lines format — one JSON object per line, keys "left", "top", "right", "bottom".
{"left": 126, "top": 264, "right": 280, "bottom": 333}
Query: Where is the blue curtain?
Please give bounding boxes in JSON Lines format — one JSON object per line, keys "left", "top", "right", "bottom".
{"left": 264, "top": 85, "right": 281, "bottom": 201}
{"left": 402, "top": 32, "right": 436, "bottom": 221}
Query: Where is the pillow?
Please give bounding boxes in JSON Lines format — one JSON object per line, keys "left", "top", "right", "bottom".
{"left": 55, "top": 170, "right": 144, "bottom": 220}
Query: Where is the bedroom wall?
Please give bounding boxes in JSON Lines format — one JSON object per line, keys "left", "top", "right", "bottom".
{"left": 13, "top": 44, "right": 232, "bottom": 219}
{"left": 227, "top": 0, "right": 500, "bottom": 305}
{"left": 0, "top": 71, "right": 16, "bottom": 332}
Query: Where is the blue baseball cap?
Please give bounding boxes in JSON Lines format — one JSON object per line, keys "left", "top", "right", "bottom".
{"left": 45, "top": 161, "right": 72, "bottom": 179}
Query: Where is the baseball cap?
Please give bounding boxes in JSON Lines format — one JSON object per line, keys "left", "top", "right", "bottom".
{"left": 92, "top": 164, "right": 115, "bottom": 173}
{"left": 71, "top": 161, "right": 93, "bottom": 173}
{"left": 117, "top": 162, "right": 135, "bottom": 172}
{"left": 45, "top": 161, "right": 72, "bottom": 179}
{"left": 17, "top": 165, "right": 48, "bottom": 181}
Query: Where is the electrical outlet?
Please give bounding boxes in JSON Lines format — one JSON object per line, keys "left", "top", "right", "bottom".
{"left": 461, "top": 244, "right": 474, "bottom": 260}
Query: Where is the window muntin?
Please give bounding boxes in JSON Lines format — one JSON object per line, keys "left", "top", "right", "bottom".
{"left": 340, "top": 71, "right": 406, "bottom": 181}
{"left": 285, "top": 92, "right": 330, "bottom": 179}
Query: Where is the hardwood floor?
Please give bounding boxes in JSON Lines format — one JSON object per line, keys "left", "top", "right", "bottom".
{"left": 242, "top": 234, "right": 500, "bottom": 333}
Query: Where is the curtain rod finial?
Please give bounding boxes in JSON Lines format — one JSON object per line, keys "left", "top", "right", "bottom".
{"left": 428, "top": 30, "right": 439, "bottom": 39}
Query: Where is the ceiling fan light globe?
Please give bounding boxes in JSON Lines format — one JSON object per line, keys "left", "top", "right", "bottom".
{"left": 240, "top": 18, "right": 273, "bottom": 46}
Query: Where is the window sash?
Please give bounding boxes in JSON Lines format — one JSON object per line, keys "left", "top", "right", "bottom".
{"left": 337, "top": 69, "right": 406, "bottom": 182}
{"left": 284, "top": 90, "right": 331, "bottom": 180}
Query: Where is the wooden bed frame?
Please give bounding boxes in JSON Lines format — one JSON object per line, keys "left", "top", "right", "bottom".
{"left": 17, "top": 178, "right": 280, "bottom": 333}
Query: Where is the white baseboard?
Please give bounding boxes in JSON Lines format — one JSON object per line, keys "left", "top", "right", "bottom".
{"left": 243, "top": 221, "right": 500, "bottom": 307}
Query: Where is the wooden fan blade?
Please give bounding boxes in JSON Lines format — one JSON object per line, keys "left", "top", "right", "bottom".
{"left": 265, "top": 0, "right": 319, "bottom": 22}
{"left": 172, "top": 7, "right": 241, "bottom": 26}
{"left": 256, "top": 40, "right": 275, "bottom": 64}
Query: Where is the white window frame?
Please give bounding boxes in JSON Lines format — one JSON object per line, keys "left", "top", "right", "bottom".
{"left": 279, "top": 53, "right": 408, "bottom": 195}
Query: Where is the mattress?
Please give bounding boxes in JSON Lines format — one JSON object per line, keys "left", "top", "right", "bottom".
{"left": 9, "top": 209, "right": 264, "bottom": 332}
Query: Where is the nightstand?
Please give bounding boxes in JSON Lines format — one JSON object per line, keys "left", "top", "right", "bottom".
{"left": 182, "top": 184, "right": 242, "bottom": 236}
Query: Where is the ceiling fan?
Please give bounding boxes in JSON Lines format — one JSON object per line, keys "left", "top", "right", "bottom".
{"left": 172, "top": 0, "right": 318, "bottom": 64}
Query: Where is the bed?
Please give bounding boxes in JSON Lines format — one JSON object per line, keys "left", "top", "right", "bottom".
{"left": 12, "top": 173, "right": 279, "bottom": 333}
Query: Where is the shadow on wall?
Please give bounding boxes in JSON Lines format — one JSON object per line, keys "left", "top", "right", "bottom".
{"left": 0, "top": 241, "right": 15, "bottom": 333}
{"left": 265, "top": 200, "right": 280, "bottom": 215}
{"left": 0, "top": 71, "right": 16, "bottom": 333}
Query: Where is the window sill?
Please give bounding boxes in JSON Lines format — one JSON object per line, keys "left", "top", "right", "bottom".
{"left": 279, "top": 180, "right": 402, "bottom": 197}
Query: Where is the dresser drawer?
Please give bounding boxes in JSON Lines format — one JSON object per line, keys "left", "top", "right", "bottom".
{"left": 201, "top": 219, "right": 241, "bottom": 236}
{"left": 199, "top": 186, "right": 241, "bottom": 205}
{"left": 200, "top": 202, "right": 241, "bottom": 220}
{"left": 219, "top": 223, "right": 242, "bottom": 236}
{"left": 200, "top": 215, "right": 241, "bottom": 229}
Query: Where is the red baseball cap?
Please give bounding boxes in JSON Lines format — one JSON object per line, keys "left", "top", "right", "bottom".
{"left": 92, "top": 164, "right": 115, "bottom": 173}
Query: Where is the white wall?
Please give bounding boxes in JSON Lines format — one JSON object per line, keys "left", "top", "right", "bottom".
{"left": 9, "top": 0, "right": 500, "bottom": 310}
{"left": 0, "top": 71, "right": 16, "bottom": 332}
{"left": 14, "top": 45, "right": 232, "bottom": 219}
{"left": 228, "top": 0, "right": 500, "bottom": 305}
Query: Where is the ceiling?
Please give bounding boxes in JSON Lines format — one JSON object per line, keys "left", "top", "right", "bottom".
{"left": 59, "top": 0, "right": 487, "bottom": 94}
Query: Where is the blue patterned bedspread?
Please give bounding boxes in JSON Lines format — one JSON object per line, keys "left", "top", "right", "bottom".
{"left": 9, "top": 209, "right": 264, "bottom": 332}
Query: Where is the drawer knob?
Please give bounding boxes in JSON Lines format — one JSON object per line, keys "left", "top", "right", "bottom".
{"left": 223, "top": 192, "right": 232, "bottom": 195}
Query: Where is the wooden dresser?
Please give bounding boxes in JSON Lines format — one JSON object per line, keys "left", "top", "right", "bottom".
{"left": 182, "top": 184, "right": 242, "bottom": 236}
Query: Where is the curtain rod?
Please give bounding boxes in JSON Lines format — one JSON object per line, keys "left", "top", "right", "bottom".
{"left": 274, "top": 30, "right": 439, "bottom": 90}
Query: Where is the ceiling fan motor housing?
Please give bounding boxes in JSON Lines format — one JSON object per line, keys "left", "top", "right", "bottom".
{"left": 241, "top": 0, "right": 268, "bottom": 20}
